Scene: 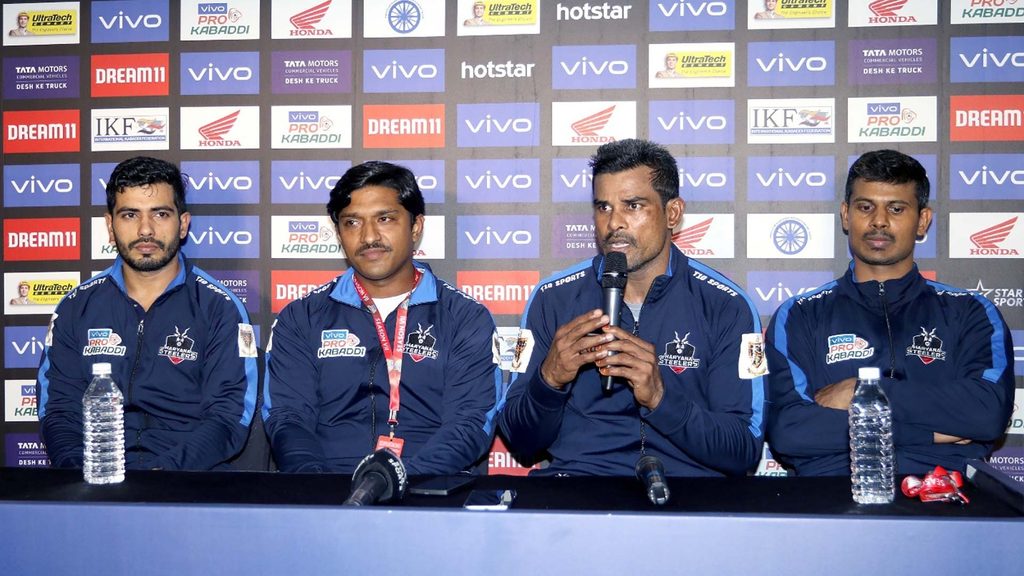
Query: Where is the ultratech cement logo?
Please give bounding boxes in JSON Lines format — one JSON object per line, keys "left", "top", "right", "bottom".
{"left": 457, "top": 270, "right": 538, "bottom": 316}
{"left": 404, "top": 323, "right": 439, "bottom": 362}
{"left": 181, "top": 106, "right": 259, "bottom": 149}
{"left": 950, "top": 94, "right": 1024, "bottom": 142}
{"left": 4, "top": 218, "right": 80, "bottom": 261}
{"left": 83, "top": 328, "right": 127, "bottom": 357}
{"left": 825, "top": 333, "right": 874, "bottom": 364}
{"left": 317, "top": 329, "right": 366, "bottom": 359}
{"left": 552, "top": 101, "right": 636, "bottom": 146}
{"left": 905, "top": 327, "right": 947, "bottom": 364}
{"left": 658, "top": 331, "right": 701, "bottom": 374}
{"left": 364, "top": 104, "right": 444, "bottom": 148}
{"left": 158, "top": 327, "right": 199, "bottom": 364}
{"left": 648, "top": 42, "right": 735, "bottom": 88}
{"left": 272, "top": 105, "right": 352, "bottom": 149}
{"left": 457, "top": 0, "right": 541, "bottom": 37}
{"left": 270, "top": 270, "right": 338, "bottom": 313}
{"left": 90, "top": 107, "right": 169, "bottom": 151}
{"left": 91, "top": 53, "right": 169, "bottom": 97}
{"left": 180, "top": 0, "right": 259, "bottom": 40}
{"left": 848, "top": 96, "right": 937, "bottom": 142}
{"left": 4, "top": 272, "right": 80, "bottom": 316}
{"left": 3, "top": 109, "right": 79, "bottom": 154}
{"left": 951, "top": 0, "right": 1024, "bottom": 24}
{"left": 672, "top": 214, "right": 734, "bottom": 258}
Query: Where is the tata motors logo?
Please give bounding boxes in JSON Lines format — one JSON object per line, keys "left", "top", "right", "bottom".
{"left": 272, "top": 106, "right": 352, "bottom": 149}
{"left": 850, "top": 0, "right": 936, "bottom": 26}
{"left": 553, "top": 44, "right": 636, "bottom": 90}
{"left": 4, "top": 218, "right": 80, "bottom": 262}
{"left": 552, "top": 101, "right": 636, "bottom": 146}
{"left": 364, "top": 104, "right": 444, "bottom": 148}
{"left": 457, "top": 270, "right": 539, "bottom": 315}
{"left": 848, "top": 38, "right": 936, "bottom": 86}
{"left": 950, "top": 95, "right": 1024, "bottom": 142}
{"left": 90, "top": 107, "right": 169, "bottom": 151}
{"left": 271, "top": 50, "right": 351, "bottom": 94}
{"left": 951, "top": 0, "right": 1024, "bottom": 23}
{"left": 648, "top": 0, "right": 733, "bottom": 32}
{"left": 2, "top": 56, "right": 79, "bottom": 100}
{"left": 952, "top": 36, "right": 1024, "bottom": 84}
{"left": 4, "top": 164, "right": 79, "bottom": 208}
{"left": 849, "top": 96, "right": 937, "bottom": 142}
{"left": 651, "top": 100, "right": 733, "bottom": 145}
{"left": 747, "top": 40, "right": 834, "bottom": 87}
{"left": 183, "top": 215, "right": 260, "bottom": 259}
{"left": 363, "top": 0, "right": 445, "bottom": 38}
{"left": 458, "top": 215, "right": 539, "bottom": 259}
{"left": 271, "top": 269, "right": 339, "bottom": 312}
{"left": 364, "top": 48, "right": 445, "bottom": 93}
{"left": 3, "top": 109, "right": 79, "bottom": 154}
{"left": 747, "top": 214, "right": 834, "bottom": 259}
{"left": 552, "top": 215, "right": 596, "bottom": 259}
{"left": 272, "top": 0, "right": 353, "bottom": 39}
{"left": 91, "top": 53, "right": 169, "bottom": 97}
{"left": 92, "top": 0, "right": 169, "bottom": 43}
{"left": 181, "top": 51, "right": 260, "bottom": 95}
{"left": 270, "top": 216, "right": 341, "bottom": 259}
{"left": 746, "top": 270, "right": 832, "bottom": 316}
{"left": 747, "top": 98, "right": 834, "bottom": 144}
{"left": 949, "top": 213, "right": 1023, "bottom": 258}
{"left": 180, "top": 0, "right": 259, "bottom": 40}
{"left": 180, "top": 106, "right": 259, "bottom": 149}
{"left": 457, "top": 158, "right": 540, "bottom": 203}
{"left": 672, "top": 214, "right": 734, "bottom": 258}
{"left": 457, "top": 103, "right": 539, "bottom": 147}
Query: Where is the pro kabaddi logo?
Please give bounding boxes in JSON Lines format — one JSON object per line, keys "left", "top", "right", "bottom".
{"left": 290, "top": 0, "right": 333, "bottom": 36}
{"left": 825, "top": 333, "right": 874, "bottom": 364}
{"left": 404, "top": 323, "right": 439, "bottom": 362}
{"left": 317, "top": 328, "right": 366, "bottom": 358}
{"left": 906, "top": 327, "right": 947, "bottom": 365}
{"left": 658, "top": 331, "right": 701, "bottom": 374}
{"left": 83, "top": 328, "right": 127, "bottom": 357}
{"left": 158, "top": 326, "right": 199, "bottom": 365}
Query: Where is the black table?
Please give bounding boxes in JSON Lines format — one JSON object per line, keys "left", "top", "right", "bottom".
{"left": 1, "top": 467, "right": 1021, "bottom": 575}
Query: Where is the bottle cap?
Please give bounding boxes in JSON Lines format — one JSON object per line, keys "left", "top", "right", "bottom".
{"left": 858, "top": 367, "right": 880, "bottom": 380}
{"left": 92, "top": 362, "right": 112, "bottom": 375}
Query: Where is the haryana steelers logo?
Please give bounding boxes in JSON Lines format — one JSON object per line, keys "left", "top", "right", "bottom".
{"left": 388, "top": 0, "right": 421, "bottom": 33}
{"left": 658, "top": 331, "right": 701, "bottom": 374}
{"left": 158, "top": 326, "right": 199, "bottom": 365}
{"left": 405, "top": 323, "right": 439, "bottom": 362}
{"left": 772, "top": 218, "right": 809, "bottom": 255}
{"left": 906, "top": 327, "right": 947, "bottom": 365}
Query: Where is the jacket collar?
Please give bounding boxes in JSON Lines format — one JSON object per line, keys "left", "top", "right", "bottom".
{"left": 591, "top": 248, "right": 681, "bottom": 302}
{"left": 330, "top": 260, "right": 438, "bottom": 308}
{"left": 840, "top": 261, "right": 925, "bottom": 312}
{"left": 106, "top": 252, "right": 189, "bottom": 297}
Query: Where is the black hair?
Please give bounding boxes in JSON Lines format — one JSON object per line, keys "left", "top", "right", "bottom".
{"left": 589, "top": 138, "right": 679, "bottom": 205}
{"left": 845, "top": 149, "right": 930, "bottom": 210}
{"left": 327, "top": 161, "right": 425, "bottom": 225}
{"left": 105, "top": 156, "right": 187, "bottom": 215}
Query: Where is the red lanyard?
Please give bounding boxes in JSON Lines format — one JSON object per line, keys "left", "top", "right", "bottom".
{"left": 352, "top": 269, "right": 422, "bottom": 437}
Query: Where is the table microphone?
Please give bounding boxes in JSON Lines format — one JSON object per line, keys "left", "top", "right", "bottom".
{"left": 601, "top": 251, "right": 628, "bottom": 394}
{"left": 343, "top": 449, "right": 408, "bottom": 506}
{"left": 636, "top": 455, "right": 670, "bottom": 505}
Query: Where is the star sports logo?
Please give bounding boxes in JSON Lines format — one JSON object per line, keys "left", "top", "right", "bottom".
{"left": 199, "top": 110, "right": 241, "bottom": 146}
{"left": 970, "top": 217, "right": 1020, "bottom": 255}
{"left": 290, "top": 0, "right": 332, "bottom": 35}
{"left": 672, "top": 217, "right": 712, "bottom": 253}
{"left": 571, "top": 105, "right": 615, "bottom": 142}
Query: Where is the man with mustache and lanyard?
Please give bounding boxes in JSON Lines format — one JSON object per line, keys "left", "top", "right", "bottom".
{"left": 264, "top": 161, "right": 500, "bottom": 474}
{"left": 766, "top": 149, "right": 1014, "bottom": 476}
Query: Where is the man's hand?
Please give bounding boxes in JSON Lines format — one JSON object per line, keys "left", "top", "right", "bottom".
{"left": 814, "top": 377, "right": 857, "bottom": 410}
{"left": 933, "top": 433, "right": 972, "bottom": 445}
{"left": 539, "top": 309, "right": 613, "bottom": 390}
{"left": 593, "top": 325, "right": 664, "bottom": 410}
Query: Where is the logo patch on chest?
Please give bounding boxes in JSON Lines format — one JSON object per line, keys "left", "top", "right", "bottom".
{"left": 405, "top": 323, "right": 439, "bottom": 362}
{"left": 825, "top": 333, "right": 874, "bottom": 364}
{"left": 158, "top": 326, "right": 199, "bottom": 365}
{"left": 658, "top": 331, "right": 701, "bottom": 374}
{"left": 83, "top": 328, "right": 127, "bottom": 357}
{"left": 906, "top": 327, "right": 947, "bottom": 365}
{"left": 318, "top": 329, "right": 367, "bottom": 359}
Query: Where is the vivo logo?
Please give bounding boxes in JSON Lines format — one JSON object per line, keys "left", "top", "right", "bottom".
{"left": 10, "top": 177, "right": 74, "bottom": 194}
{"left": 288, "top": 221, "right": 318, "bottom": 233}
{"left": 959, "top": 49, "right": 1024, "bottom": 68}
{"left": 755, "top": 54, "right": 828, "bottom": 72}
{"left": 657, "top": 113, "right": 727, "bottom": 131}
{"left": 417, "top": 175, "right": 437, "bottom": 190}
{"left": 959, "top": 168, "right": 1024, "bottom": 186}
{"left": 189, "top": 173, "right": 253, "bottom": 191}
{"left": 98, "top": 11, "right": 162, "bottom": 29}
{"left": 679, "top": 169, "right": 727, "bottom": 188}
{"left": 560, "top": 170, "right": 593, "bottom": 189}
{"left": 755, "top": 169, "right": 828, "bottom": 188}
{"left": 559, "top": 58, "right": 629, "bottom": 76}
{"left": 198, "top": 3, "right": 227, "bottom": 14}
{"left": 657, "top": 0, "right": 727, "bottom": 16}
{"left": 370, "top": 62, "right": 438, "bottom": 79}
{"left": 465, "top": 116, "right": 533, "bottom": 133}
{"left": 278, "top": 172, "right": 339, "bottom": 191}
{"left": 289, "top": 111, "right": 319, "bottom": 123}
{"left": 868, "top": 103, "right": 900, "bottom": 114}
{"left": 464, "top": 227, "right": 533, "bottom": 245}
{"left": 754, "top": 283, "right": 818, "bottom": 303}
{"left": 189, "top": 227, "right": 253, "bottom": 245}
{"left": 11, "top": 337, "right": 44, "bottom": 356}
{"left": 187, "top": 64, "right": 253, "bottom": 82}
{"left": 465, "top": 172, "right": 533, "bottom": 190}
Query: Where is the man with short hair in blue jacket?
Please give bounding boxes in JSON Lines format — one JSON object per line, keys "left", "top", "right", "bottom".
{"left": 766, "top": 149, "right": 1014, "bottom": 476}
{"left": 264, "top": 161, "right": 500, "bottom": 475}
{"left": 38, "top": 156, "right": 258, "bottom": 470}
{"left": 500, "top": 139, "right": 767, "bottom": 476}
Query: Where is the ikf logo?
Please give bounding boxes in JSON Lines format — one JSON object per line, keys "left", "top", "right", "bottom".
{"left": 458, "top": 215, "right": 539, "bottom": 259}
{"left": 648, "top": 0, "right": 734, "bottom": 32}
{"left": 3, "top": 109, "right": 80, "bottom": 154}
{"left": 552, "top": 44, "right": 636, "bottom": 90}
{"left": 4, "top": 326, "right": 48, "bottom": 369}
{"left": 747, "top": 214, "right": 835, "bottom": 259}
{"left": 951, "top": 0, "right": 1024, "bottom": 24}
{"left": 180, "top": 106, "right": 259, "bottom": 149}
{"left": 672, "top": 214, "right": 734, "bottom": 259}
{"left": 90, "top": 107, "right": 169, "bottom": 152}
{"left": 363, "top": 0, "right": 446, "bottom": 38}
{"left": 270, "top": 216, "right": 341, "bottom": 259}
{"left": 552, "top": 158, "right": 593, "bottom": 202}
{"left": 746, "top": 271, "right": 833, "bottom": 317}
{"left": 457, "top": 159, "right": 540, "bottom": 203}
{"left": 847, "top": 38, "right": 937, "bottom": 86}
{"left": 90, "top": 53, "right": 169, "bottom": 97}
{"left": 92, "top": 0, "right": 169, "bottom": 43}
{"left": 364, "top": 49, "right": 444, "bottom": 93}
{"left": 950, "top": 95, "right": 1024, "bottom": 142}
{"left": 648, "top": 43, "right": 735, "bottom": 88}
{"left": 272, "top": 105, "right": 352, "bottom": 149}
{"left": 747, "top": 41, "right": 834, "bottom": 87}
{"left": 271, "top": 0, "right": 353, "bottom": 39}
{"left": 677, "top": 156, "right": 734, "bottom": 202}
{"left": 271, "top": 160, "right": 348, "bottom": 204}
{"left": 747, "top": 98, "right": 835, "bottom": 144}
{"left": 552, "top": 101, "right": 637, "bottom": 146}
{"left": 848, "top": 96, "right": 937, "bottom": 142}
{"left": 182, "top": 215, "right": 260, "bottom": 259}
{"left": 180, "top": 0, "right": 260, "bottom": 41}
{"left": 4, "top": 218, "right": 80, "bottom": 262}
{"left": 364, "top": 104, "right": 445, "bottom": 148}
{"left": 180, "top": 51, "right": 260, "bottom": 95}
{"left": 457, "top": 270, "right": 539, "bottom": 316}
{"left": 2, "top": 55, "right": 79, "bottom": 100}
{"left": 950, "top": 154, "right": 1024, "bottom": 200}
{"left": 949, "top": 213, "right": 1023, "bottom": 258}
{"left": 849, "top": 0, "right": 936, "bottom": 27}
{"left": 6, "top": 380, "right": 38, "bottom": 422}
{"left": 747, "top": 156, "right": 834, "bottom": 202}
{"left": 271, "top": 269, "right": 339, "bottom": 312}
{"left": 457, "top": 103, "right": 539, "bottom": 148}
{"left": 4, "top": 164, "right": 80, "bottom": 208}
{"left": 951, "top": 36, "right": 1024, "bottom": 84}
{"left": 180, "top": 160, "right": 260, "bottom": 204}
{"left": 650, "top": 100, "right": 733, "bottom": 145}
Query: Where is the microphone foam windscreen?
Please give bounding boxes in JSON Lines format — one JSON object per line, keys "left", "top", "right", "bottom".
{"left": 602, "top": 252, "right": 628, "bottom": 290}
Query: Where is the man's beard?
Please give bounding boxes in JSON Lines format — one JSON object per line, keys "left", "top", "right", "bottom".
{"left": 115, "top": 235, "right": 181, "bottom": 272}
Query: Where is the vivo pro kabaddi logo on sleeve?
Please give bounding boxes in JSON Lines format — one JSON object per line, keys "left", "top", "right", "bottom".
{"left": 83, "top": 329, "right": 127, "bottom": 357}
{"left": 825, "top": 333, "right": 874, "bottom": 364}
{"left": 317, "top": 329, "right": 366, "bottom": 358}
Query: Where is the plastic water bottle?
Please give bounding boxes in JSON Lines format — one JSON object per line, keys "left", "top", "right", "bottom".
{"left": 849, "top": 366, "right": 894, "bottom": 504}
{"left": 83, "top": 362, "right": 125, "bottom": 484}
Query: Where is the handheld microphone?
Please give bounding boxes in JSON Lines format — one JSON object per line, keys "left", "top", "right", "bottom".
{"left": 635, "top": 455, "right": 670, "bottom": 506}
{"left": 601, "top": 251, "right": 628, "bottom": 394}
{"left": 343, "top": 449, "right": 408, "bottom": 506}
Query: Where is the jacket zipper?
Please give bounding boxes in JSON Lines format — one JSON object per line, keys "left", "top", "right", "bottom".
{"left": 878, "top": 282, "right": 897, "bottom": 378}
{"left": 128, "top": 317, "right": 146, "bottom": 451}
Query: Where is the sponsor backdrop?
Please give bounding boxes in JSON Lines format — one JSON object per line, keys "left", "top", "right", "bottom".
{"left": 1, "top": 0, "right": 1022, "bottom": 479}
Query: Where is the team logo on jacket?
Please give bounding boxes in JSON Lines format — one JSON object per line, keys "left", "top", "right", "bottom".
{"left": 658, "top": 331, "right": 701, "bottom": 374}
{"left": 404, "top": 323, "right": 438, "bottom": 362}
{"left": 158, "top": 327, "right": 199, "bottom": 365}
{"left": 825, "top": 333, "right": 874, "bottom": 364}
{"left": 318, "top": 329, "right": 366, "bottom": 358}
{"left": 83, "top": 328, "right": 127, "bottom": 357}
{"left": 905, "top": 327, "right": 947, "bottom": 365}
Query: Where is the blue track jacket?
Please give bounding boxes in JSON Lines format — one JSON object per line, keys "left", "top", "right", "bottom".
{"left": 766, "top": 264, "right": 1014, "bottom": 476}
{"left": 263, "top": 262, "right": 500, "bottom": 475}
{"left": 499, "top": 250, "right": 767, "bottom": 476}
{"left": 38, "top": 254, "right": 258, "bottom": 470}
